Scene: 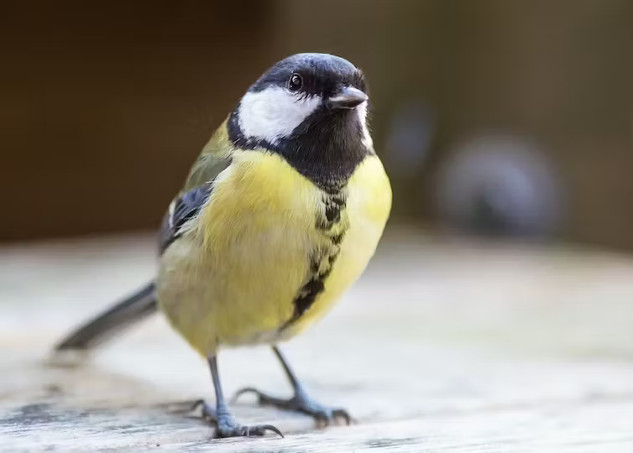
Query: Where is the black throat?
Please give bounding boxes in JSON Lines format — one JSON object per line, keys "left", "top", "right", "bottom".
{"left": 228, "top": 107, "right": 371, "bottom": 193}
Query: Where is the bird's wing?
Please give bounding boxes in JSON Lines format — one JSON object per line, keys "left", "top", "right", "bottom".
{"left": 159, "top": 118, "right": 234, "bottom": 253}
{"left": 159, "top": 184, "right": 213, "bottom": 253}
{"left": 183, "top": 118, "right": 233, "bottom": 191}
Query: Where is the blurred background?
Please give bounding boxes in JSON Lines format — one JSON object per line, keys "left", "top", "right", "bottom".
{"left": 1, "top": 0, "right": 632, "bottom": 250}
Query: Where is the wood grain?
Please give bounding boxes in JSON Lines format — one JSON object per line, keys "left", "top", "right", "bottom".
{"left": 2, "top": 229, "right": 633, "bottom": 451}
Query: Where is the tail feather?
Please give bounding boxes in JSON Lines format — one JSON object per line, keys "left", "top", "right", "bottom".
{"left": 56, "top": 282, "right": 158, "bottom": 351}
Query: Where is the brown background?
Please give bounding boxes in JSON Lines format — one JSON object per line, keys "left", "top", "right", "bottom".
{"left": 2, "top": 1, "right": 632, "bottom": 250}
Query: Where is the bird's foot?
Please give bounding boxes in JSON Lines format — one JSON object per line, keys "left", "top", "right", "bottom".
{"left": 191, "top": 399, "right": 283, "bottom": 438}
{"left": 233, "top": 388, "right": 352, "bottom": 427}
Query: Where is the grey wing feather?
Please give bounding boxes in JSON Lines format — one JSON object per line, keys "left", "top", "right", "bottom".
{"left": 159, "top": 183, "right": 213, "bottom": 253}
{"left": 159, "top": 135, "right": 232, "bottom": 253}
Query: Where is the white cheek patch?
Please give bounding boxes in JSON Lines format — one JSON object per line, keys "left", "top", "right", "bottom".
{"left": 238, "top": 87, "right": 321, "bottom": 145}
{"left": 357, "top": 101, "right": 374, "bottom": 150}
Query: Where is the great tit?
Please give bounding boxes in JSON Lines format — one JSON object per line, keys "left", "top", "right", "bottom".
{"left": 56, "top": 53, "right": 392, "bottom": 438}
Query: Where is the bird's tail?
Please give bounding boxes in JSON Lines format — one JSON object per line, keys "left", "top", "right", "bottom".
{"left": 55, "top": 282, "right": 158, "bottom": 351}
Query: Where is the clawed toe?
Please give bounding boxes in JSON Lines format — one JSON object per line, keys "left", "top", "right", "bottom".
{"left": 233, "top": 387, "right": 353, "bottom": 427}
{"left": 191, "top": 398, "right": 283, "bottom": 438}
{"left": 231, "top": 387, "right": 264, "bottom": 404}
{"left": 232, "top": 387, "right": 288, "bottom": 407}
{"left": 215, "top": 421, "right": 284, "bottom": 439}
{"left": 332, "top": 408, "right": 352, "bottom": 424}
{"left": 329, "top": 408, "right": 353, "bottom": 425}
{"left": 313, "top": 407, "right": 353, "bottom": 427}
{"left": 191, "top": 399, "right": 216, "bottom": 421}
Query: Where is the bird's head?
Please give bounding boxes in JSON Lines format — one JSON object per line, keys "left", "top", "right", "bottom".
{"left": 227, "top": 54, "right": 372, "bottom": 188}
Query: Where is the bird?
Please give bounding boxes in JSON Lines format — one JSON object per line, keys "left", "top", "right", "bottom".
{"left": 55, "top": 53, "right": 392, "bottom": 438}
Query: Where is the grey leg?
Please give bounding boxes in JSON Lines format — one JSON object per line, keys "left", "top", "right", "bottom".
{"left": 192, "top": 355, "right": 283, "bottom": 438}
{"left": 233, "top": 346, "right": 352, "bottom": 427}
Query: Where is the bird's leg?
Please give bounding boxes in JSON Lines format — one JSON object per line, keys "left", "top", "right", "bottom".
{"left": 233, "top": 346, "right": 352, "bottom": 427}
{"left": 192, "top": 355, "right": 283, "bottom": 438}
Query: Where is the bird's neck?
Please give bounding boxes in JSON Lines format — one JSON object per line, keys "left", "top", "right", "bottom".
{"left": 228, "top": 110, "right": 371, "bottom": 193}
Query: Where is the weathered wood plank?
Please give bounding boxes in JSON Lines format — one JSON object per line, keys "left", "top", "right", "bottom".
{"left": 2, "top": 230, "right": 633, "bottom": 451}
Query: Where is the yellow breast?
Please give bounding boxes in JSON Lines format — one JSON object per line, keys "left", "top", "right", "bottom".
{"left": 157, "top": 150, "right": 391, "bottom": 356}
{"left": 281, "top": 153, "right": 392, "bottom": 339}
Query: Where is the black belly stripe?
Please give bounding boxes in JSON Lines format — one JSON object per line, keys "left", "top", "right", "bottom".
{"left": 281, "top": 190, "right": 349, "bottom": 329}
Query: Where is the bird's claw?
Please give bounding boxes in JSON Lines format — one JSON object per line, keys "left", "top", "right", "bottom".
{"left": 215, "top": 422, "right": 284, "bottom": 439}
{"left": 233, "top": 387, "right": 353, "bottom": 427}
{"left": 191, "top": 398, "right": 283, "bottom": 438}
{"left": 191, "top": 399, "right": 216, "bottom": 420}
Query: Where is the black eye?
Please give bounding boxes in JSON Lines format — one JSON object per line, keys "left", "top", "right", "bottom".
{"left": 288, "top": 73, "right": 303, "bottom": 91}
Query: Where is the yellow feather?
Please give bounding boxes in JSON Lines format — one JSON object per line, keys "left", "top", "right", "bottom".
{"left": 157, "top": 147, "right": 391, "bottom": 357}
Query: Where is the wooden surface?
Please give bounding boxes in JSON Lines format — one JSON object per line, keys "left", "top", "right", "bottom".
{"left": 2, "top": 229, "right": 633, "bottom": 451}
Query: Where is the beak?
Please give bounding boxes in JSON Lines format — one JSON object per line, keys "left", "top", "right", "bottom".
{"left": 326, "top": 86, "right": 368, "bottom": 110}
